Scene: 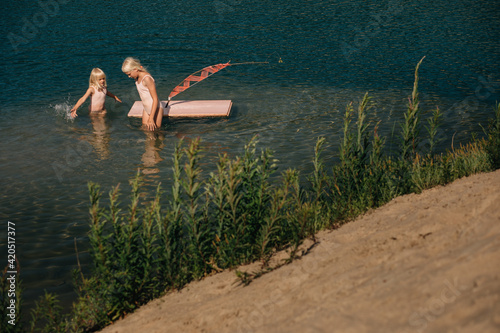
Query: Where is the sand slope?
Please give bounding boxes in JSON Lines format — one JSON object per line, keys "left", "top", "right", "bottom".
{"left": 100, "top": 170, "right": 500, "bottom": 333}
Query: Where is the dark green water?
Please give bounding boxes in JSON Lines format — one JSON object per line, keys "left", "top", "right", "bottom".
{"left": 0, "top": 0, "right": 499, "bottom": 316}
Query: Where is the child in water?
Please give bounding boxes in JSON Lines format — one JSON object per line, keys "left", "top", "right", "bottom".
{"left": 122, "top": 57, "right": 163, "bottom": 131}
{"left": 70, "top": 68, "right": 122, "bottom": 118}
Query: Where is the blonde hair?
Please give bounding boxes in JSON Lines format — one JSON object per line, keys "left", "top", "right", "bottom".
{"left": 89, "top": 68, "right": 106, "bottom": 90}
{"left": 122, "top": 57, "right": 146, "bottom": 73}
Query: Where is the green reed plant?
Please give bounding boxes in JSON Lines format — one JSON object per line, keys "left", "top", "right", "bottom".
{"left": 339, "top": 101, "right": 355, "bottom": 165}
{"left": 273, "top": 168, "right": 302, "bottom": 250}
{"left": 484, "top": 102, "right": 500, "bottom": 168}
{"left": 205, "top": 136, "right": 280, "bottom": 267}
{"left": 411, "top": 138, "right": 493, "bottom": 193}
{"left": 327, "top": 92, "right": 381, "bottom": 219}
{"left": 87, "top": 182, "right": 107, "bottom": 274}
{"left": 206, "top": 152, "right": 245, "bottom": 268}
{"left": 370, "top": 121, "right": 385, "bottom": 166}
{"left": 239, "top": 138, "right": 277, "bottom": 251}
{"left": 136, "top": 184, "right": 163, "bottom": 296}
{"left": 410, "top": 154, "right": 444, "bottom": 192}
{"left": 401, "top": 56, "right": 425, "bottom": 160}
{"left": 286, "top": 200, "right": 322, "bottom": 262}
{"left": 425, "top": 107, "right": 443, "bottom": 155}
{"left": 448, "top": 140, "right": 492, "bottom": 178}
{"left": 214, "top": 155, "right": 250, "bottom": 266}
{"left": 311, "top": 136, "right": 328, "bottom": 202}
{"left": 105, "top": 179, "right": 150, "bottom": 316}
{"left": 255, "top": 168, "right": 297, "bottom": 265}
{"left": 63, "top": 173, "right": 169, "bottom": 329}
{"left": 70, "top": 274, "right": 108, "bottom": 331}
{"left": 181, "top": 138, "right": 213, "bottom": 278}
{"left": 160, "top": 139, "right": 189, "bottom": 287}
{"left": 342, "top": 92, "right": 372, "bottom": 165}
{"left": 356, "top": 92, "right": 371, "bottom": 158}
{"left": 29, "top": 292, "right": 66, "bottom": 333}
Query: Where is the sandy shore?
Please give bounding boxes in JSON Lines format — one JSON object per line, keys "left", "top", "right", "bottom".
{"left": 100, "top": 169, "right": 500, "bottom": 333}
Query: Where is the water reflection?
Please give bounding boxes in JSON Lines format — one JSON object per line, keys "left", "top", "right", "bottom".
{"left": 141, "top": 130, "right": 165, "bottom": 176}
{"left": 89, "top": 112, "right": 110, "bottom": 160}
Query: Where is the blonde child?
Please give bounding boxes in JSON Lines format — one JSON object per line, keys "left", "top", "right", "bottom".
{"left": 70, "top": 68, "right": 122, "bottom": 118}
{"left": 122, "top": 57, "right": 163, "bottom": 131}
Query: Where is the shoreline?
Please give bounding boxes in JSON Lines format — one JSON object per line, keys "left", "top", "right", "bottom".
{"left": 100, "top": 169, "right": 500, "bottom": 333}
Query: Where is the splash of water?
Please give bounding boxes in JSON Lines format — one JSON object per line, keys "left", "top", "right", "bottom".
{"left": 50, "top": 94, "right": 74, "bottom": 121}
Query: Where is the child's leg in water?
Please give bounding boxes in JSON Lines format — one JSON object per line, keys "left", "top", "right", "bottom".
{"left": 155, "top": 107, "right": 163, "bottom": 128}
{"left": 142, "top": 109, "right": 149, "bottom": 127}
{"left": 142, "top": 108, "right": 163, "bottom": 129}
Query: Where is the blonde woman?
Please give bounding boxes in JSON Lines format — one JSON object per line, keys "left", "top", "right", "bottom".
{"left": 122, "top": 57, "right": 163, "bottom": 131}
{"left": 70, "top": 68, "right": 122, "bottom": 118}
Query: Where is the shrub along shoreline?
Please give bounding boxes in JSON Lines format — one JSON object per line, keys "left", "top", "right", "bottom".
{"left": 2, "top": 58, "right": 499, "bottom": 332}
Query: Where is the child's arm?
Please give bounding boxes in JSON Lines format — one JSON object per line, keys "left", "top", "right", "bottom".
{"left": 106, "top": 90, "right": 122, "bottom": 103}
{"left": 70, "top": 87, "right": 93, "bottom": 118}
{"left": 143, "top": 77, "right": 159, "bottom": 131}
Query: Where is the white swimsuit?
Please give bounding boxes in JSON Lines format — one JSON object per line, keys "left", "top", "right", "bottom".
{"left": 90, "top": 86, "right": 107, "bottom": 112}
{"left": 136, "top": 75, "right": 157, "bottom": 115}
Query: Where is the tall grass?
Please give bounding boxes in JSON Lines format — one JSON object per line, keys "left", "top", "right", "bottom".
{"left": 4, "top": 60, "right": 500, "bottom": 332}
{"left": 401, "top": 56, "right": 425, "bottom": 160}
{"left": 484, "top": 102, "right": 500, "bottom": 168}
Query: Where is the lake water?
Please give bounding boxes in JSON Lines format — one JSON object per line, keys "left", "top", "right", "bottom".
{"left": 1, "top": 0, "right": 499, "bottom": 317}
